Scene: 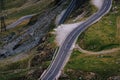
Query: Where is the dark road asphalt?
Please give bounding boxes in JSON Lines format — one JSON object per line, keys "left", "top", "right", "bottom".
{"left": 40, "top": 0, "right": 112, "bottom": 80}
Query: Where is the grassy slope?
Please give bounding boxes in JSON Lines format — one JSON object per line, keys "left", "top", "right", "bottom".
{"left": 78, "top": 1, "right": 120, "bottom": 51}
{"left": 65, "top": 50, "right": 120, "bottom": 80}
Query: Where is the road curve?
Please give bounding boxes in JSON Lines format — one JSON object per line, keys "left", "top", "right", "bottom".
{"left": 6, "top": 14, "right": 35, "bottom": 29}
{"left": 40, "top": 0, "right": 112, "bottom": 80}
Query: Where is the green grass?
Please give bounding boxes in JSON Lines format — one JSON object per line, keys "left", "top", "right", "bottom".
{"left": 0, "top": 58, "right": 29, "bottom": 72}
{"left": 48, "top": 34, "right": 56, "bottom": 43}
{"left": 78, "top": 1, "right": 120, "bottom": 51}
{"left": 0, "top": 69, "right": 27, "bottom": 80}
{"left": 65, "top": 50, "right": 120, "bottom": 80}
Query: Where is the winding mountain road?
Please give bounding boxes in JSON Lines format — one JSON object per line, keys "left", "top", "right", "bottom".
{"left": 40, "top": 0, "right": 112, "bottom": 80}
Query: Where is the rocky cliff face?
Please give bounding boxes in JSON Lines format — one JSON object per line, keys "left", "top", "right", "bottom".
{"left": 0, "top": 0, "right": 66, "bottom": 58}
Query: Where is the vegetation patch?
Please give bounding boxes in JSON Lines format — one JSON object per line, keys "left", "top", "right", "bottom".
{"left": 65, "top": 50, "right": 120, "bottom": 80}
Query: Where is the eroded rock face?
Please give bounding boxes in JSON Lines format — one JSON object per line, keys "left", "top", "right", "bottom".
{"left": 0, "top": 2, "right": 65, "bottom": 59}
{"left": 107, "top": 76, "right": 120, "bottom": 80}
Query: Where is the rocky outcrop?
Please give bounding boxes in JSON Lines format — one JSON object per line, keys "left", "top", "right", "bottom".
{"left": 0, "top": 2, "right": 65, "bottom": 59}
{"left": 107, "top": 76, "right": 120, "bottom": 80}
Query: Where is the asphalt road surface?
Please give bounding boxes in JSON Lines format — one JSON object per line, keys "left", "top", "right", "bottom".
{"left": 40, "top": 0, "right": 112, "bottom": 80}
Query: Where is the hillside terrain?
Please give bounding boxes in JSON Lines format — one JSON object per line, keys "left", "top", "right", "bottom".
{"left": 0, "top": 0, "right": 120, "bottom": 80}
